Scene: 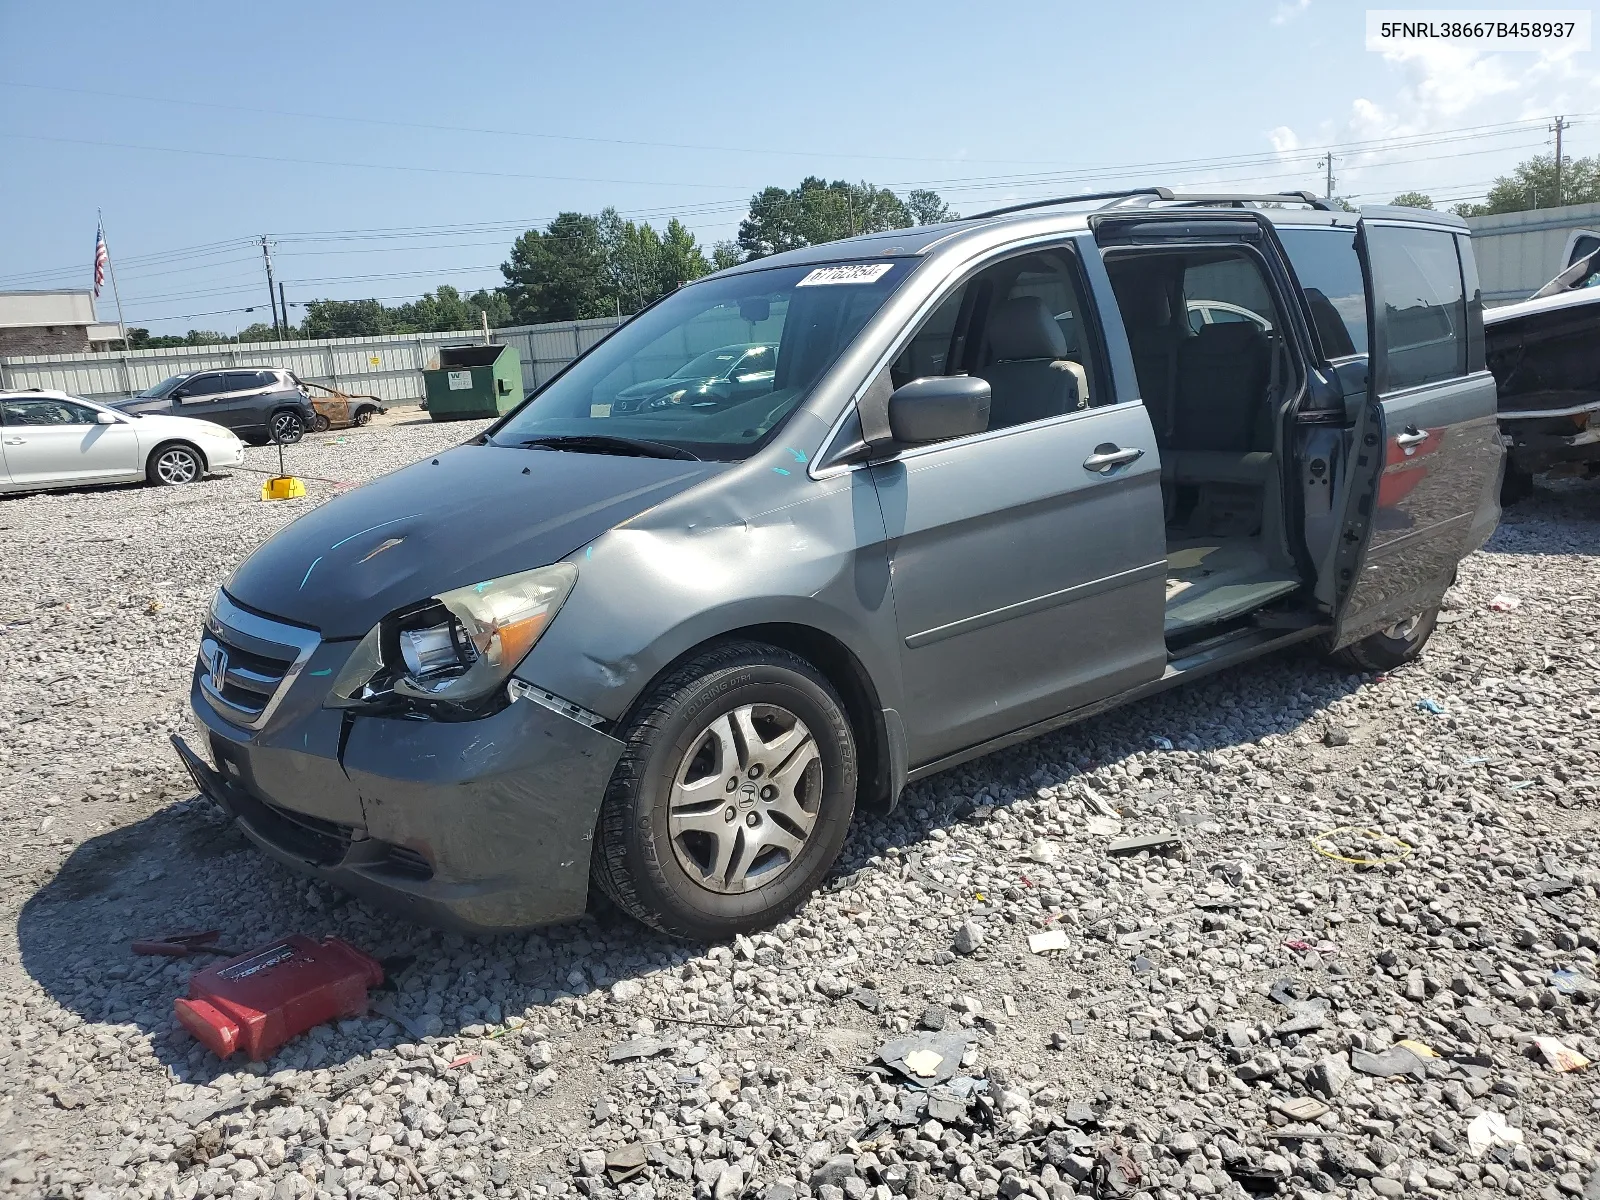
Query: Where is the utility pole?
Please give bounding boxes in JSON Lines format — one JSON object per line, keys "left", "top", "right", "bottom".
{"left": 260, "top": 236, "right": 281, "bottom": 338}
{"left": 1320, "top": 153, "right": 1336, "bottom": 202}
{"left": 1550, "top": 115, "right": 1569, "bottom": 207}
{"left": 279, "top": 281, "right": 289, "bottom": 339}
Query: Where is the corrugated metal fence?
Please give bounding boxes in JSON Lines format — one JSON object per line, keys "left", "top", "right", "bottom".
{"left": 0, "top": 317, "right": 628, "bottom": 404}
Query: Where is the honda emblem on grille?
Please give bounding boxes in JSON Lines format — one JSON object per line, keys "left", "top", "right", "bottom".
{"left": 210, "top": 648, "right": 229, "bottom": 693}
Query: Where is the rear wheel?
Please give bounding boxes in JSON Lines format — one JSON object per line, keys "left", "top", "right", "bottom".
{"left": 309, "top": 412, "right": 331, "bottom": 433}
{"left": 271, "top": 410, "right": 305, "bottom": 444}
{"left": 1333, "top": 604, "right": 1440, "bottom": 672}
{"left": 147, "top": 443, "right": 204, "bottom": 486}
{"left": 353, "top": 406, "right": 377, "bottom": 426}
{"left": 592, "top": 641, "right": 857, "bottom": 940}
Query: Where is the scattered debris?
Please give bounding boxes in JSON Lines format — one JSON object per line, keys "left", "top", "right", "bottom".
{"left": 876, "top": 1032, "right": 974, "bottom": 1086}
{"left": 604, "top": 1143, "right": 648, "bottom": 1184}
{"left": 1467, "top": 1111, "right": 1524, "bottom": 1157}
{"left": 1027, "top": 930, "right": 1069, "bottom": 954}
{"left": 1416, "top": 696, "right": 1446, "bottom": 715}
{"left": 1350, "top": 1044, "right": 1429, "bottom": 1079}
{"left": 1534, "top": 1036, "right": 1591, "bottom": 1072}
{"left": 1084, "top": 815, "right": 1122, "bottom": 836}
{"left": 1272, "top": 1096, "right": 1329, "bottom": 1121}
{"left": 131, "top": 929, "right": 238, "bottom": 958}
{"left": 1309, "top": 826, "right": 1413, "bottom": 866}
{"left": 1487, "top": 593, "right": 1522, "bottom": 612}
{"left": 1106, "top": 830, "right": 1181, "bottom": 856}
{"left": 608, "top": 1037, "right": 672, "bottom": 1063}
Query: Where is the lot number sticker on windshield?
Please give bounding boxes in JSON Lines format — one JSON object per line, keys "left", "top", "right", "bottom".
{"left": 797, "top": 263, "right": 895, "bottom": 287}
{"left": 447, "top": 370, "right": 472, "bottom": 390}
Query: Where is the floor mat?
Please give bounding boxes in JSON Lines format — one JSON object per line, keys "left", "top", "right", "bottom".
{"left": 1165, "top": 539, "right": 1299, "bottom": 634}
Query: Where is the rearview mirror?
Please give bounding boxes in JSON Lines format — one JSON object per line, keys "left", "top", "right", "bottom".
{"left": 887, "top": 376, "right": 991, "bottom": 444}
{"left": 96, "top": 411, "right": 117, "bottom": 425}
{"left": 739, "top": 298, "right": 770, "bottom": 324}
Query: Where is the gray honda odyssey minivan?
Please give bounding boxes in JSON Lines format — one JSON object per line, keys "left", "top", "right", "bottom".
{"left": 177, "top": 188, "right": 1502, "bottom": 940}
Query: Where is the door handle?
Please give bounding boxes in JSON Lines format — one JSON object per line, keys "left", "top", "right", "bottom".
{"left": 3, "top": 438, "right": 25, "bottom": 445}
{"left": 1082, "top": 444, "right": 1145, "bottom": 473}
{"left": 1395, "top": 427, "right": 1428, "bottom": 450}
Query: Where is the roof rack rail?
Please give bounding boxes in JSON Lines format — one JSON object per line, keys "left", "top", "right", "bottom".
{"left": 1108, "top": 190, "right": 1334, "bottom": 211}
{"left": 969, "top": 187, "right": 1175, "bottom": 219}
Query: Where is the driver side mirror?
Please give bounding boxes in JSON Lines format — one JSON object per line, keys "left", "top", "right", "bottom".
{"left": 171, "top": 390, "right": 187, "bottom": 402}
{"left": 96, "top": 411, "right": 117, "bottom": 425}
{"left": 887, "top": 376, "right": 991, "bottom": 444}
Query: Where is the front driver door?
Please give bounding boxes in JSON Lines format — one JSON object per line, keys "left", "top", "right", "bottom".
{"left": 1331, "top": 216, "right": 1502, "bottom": 646}
{"left": 870, "top": 239, "right": 1168, "bottom": 766}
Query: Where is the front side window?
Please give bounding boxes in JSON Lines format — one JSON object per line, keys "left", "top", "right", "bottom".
{"left": 1276, "top": 227, "right": 1368, "bottom": 359}
{"left": 1, "top": 397, "right": 98, "bottom": 426}
{"left": 1368, "top": 225, "right": 1466, "bottom": 392}
{"left": 490, "top": 262, "right": 912, "bottom": 459}
{"left": 885, "top": 246, "right": 1104, "bottom": 439}
{"left": 138, "top": 374, "right": 189, "bottom": 399}
{"left": 183, "top": 374, "right": 226, "bottom": 399}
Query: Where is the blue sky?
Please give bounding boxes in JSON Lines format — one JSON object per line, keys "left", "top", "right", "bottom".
{"left": 1, "top": 0, "right": 1594, "bottom": 335}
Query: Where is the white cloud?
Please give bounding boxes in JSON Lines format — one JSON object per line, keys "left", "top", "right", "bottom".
{"left": 1270, "top": 0, "right": 1310, "bottom": 26}
{"left": 1263, "top": 40, "right": 1600, "bottom": 207}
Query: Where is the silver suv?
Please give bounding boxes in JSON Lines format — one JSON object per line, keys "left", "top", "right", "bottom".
{"left": 116, "top": 368, "right": 316, "bottom": 444}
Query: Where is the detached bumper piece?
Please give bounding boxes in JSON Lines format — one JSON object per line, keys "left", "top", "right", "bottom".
{"left": 175, "top": 934, "right": 384, "bottom": 1060}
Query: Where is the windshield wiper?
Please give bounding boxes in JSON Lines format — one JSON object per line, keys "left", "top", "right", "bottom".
{"left": 511, "top": 434, "right": 701, "bottom": 461}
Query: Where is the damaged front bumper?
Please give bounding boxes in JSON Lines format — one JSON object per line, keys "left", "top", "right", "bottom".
{"left": 180, "top": 664, "right": 625, "bottom": 934}
{"left": 1499, "top": 400, "right": 1600, "bottom": 475}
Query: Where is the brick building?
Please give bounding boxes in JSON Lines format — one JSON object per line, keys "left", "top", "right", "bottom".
{"left": 0, "top": 290, "right": 124, "bottom": 357}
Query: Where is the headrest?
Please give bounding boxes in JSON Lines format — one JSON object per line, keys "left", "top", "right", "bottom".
{"left": 1112, "top": 277, "right": 1172, "bottom": 329}
{"left": 987, "top": 296, "right": 1070, "bottom": 361}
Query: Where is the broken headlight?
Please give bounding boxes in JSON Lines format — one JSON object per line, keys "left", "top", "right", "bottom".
{"left": 328, "top": 563, "right": 577, "bottom": 712}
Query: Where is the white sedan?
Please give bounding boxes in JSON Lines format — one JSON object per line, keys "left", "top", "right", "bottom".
{"left": 0, "top": 389, "right": 246, "bottom": 495}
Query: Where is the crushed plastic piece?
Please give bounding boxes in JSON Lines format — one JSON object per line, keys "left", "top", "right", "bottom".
{"left": 1487, "top": 594, "right": 1522, "bottom": 612}
{"left": 1467, "top": 1111, "right": 1523, "bottom": 1157}
{"left": 1534, "top": 1036, "right": 1590, "bottom": 1072}
{"left": 1416, "top": 697, "right": 1446, "bottom": 714}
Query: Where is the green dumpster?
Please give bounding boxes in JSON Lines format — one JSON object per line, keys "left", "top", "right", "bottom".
{"left": 423, "top": 344, "right": 524, "bottom": 421}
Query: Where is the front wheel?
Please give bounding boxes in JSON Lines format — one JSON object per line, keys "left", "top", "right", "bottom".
{"left": 353, "top": 406, "right": 376, "bottom": 426}
{"left": 309, "top": 412, "right": 331, "bottom": 433}
{"left": 147, "top": 443, "right": 204, "bottom": 486}
{"left": 592, "top": 641, "right": 857, "bottom": 940}
{"left": 1333, "top": 604, "right": 1440, "bottom": 672}
{"left": 271, "top": 410, "right": 306, "bottom": 444}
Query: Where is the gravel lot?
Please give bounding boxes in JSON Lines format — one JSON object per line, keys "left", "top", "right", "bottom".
{"left": 1, "top": 419, "right": 1597, "bottom": 1200}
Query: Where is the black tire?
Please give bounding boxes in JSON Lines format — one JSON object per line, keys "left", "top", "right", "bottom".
{"left": 271, "top": 409, "right": 306, "bottom": 444}
{"left": 146, "top": 442, "right": 205, "bottom": 486}
{"left": 1333, "top": 604, "right": 1440, "bottom": 672}
{"left": 353, "top": 406, "right": 376, "bottom": 426}
{"left": 1500, "top": 465, "right": 1535, "bottom": 506}
{"left": 309, "top": 412, "right": 331, "bottom": 433}
{"left": 592, "top": 640, "right": 858, "bottom": 941}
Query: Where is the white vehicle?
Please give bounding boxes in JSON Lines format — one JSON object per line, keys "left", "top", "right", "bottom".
{"left": 0, "top": 389, "right": 245, "bottom": 495}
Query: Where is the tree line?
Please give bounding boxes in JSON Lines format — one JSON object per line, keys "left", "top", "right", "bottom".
{"left": 129, "top": 178, "right": 961, "bottom": 345}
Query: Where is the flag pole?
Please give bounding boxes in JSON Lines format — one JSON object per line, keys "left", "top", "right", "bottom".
{"left": 97, "top": 207, "right": 131, "bottom": 352}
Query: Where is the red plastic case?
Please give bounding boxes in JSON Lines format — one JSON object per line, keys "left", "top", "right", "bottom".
{"left": 174, "top": 935, "right": 384, "bottom": 1060}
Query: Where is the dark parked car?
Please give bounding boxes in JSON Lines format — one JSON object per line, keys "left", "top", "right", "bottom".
{"left": 115, "top": 368, "right": 316, "bottom": 444}
{"left": 611, "top": 343, "right": 778, "bottom": 413}
{"left": 1484, "top": 241, "right": 1600, "bottom": 502}
{"left": 176, "top": 188, "right": 1501, "bottom": 942}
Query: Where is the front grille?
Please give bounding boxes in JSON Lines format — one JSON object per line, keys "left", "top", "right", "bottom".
{"left": 197, "top": 591, "right": 319, "bottom": 731}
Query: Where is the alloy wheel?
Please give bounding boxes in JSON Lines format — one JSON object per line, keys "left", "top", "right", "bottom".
{"left": 1383, "top": 613, "right": 1422, "bottom": 640}
{"left": 272, "top": 411, "right": 305, "bottom": 443}
{"left": 667, "top": 703, "right": 822, "bottom": 894}
{"left": 155, "top": 447, "right": 200, "bottom": 485}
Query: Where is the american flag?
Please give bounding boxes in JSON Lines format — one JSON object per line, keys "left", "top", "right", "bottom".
{"left": 93, "top": 224, "right": 108, "bottom": 297}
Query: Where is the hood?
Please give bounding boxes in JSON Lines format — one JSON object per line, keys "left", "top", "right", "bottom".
{"left": 115, "top": 396, "right": 173, "bottom": 414}
{"left": 225, "top": 442, "right": 717, "bottom": 638}
{"left": 616, "top": 376, "right": 686, "bottom": 399}
{"left": 133, "top": 413, "right": 234, "bottom": 438}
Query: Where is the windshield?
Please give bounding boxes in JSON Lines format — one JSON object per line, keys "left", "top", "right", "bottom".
{"left": 137, "top": 374, "right": 189, "bottom": 399}
{"left": 490, "top": 261, "right": 912, "bottom": 460}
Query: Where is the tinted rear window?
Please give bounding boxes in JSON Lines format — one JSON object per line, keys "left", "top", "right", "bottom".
{"left": 1276, "top": 227, "right": 1367, "bottom": 359}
